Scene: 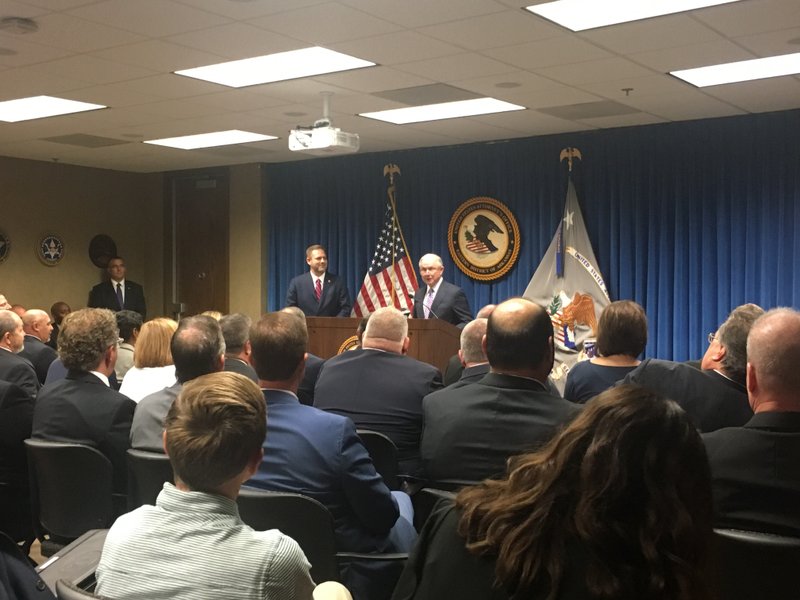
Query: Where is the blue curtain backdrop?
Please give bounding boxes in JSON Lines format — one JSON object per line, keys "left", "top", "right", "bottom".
{"left": 266, "top": 108, "right": 800, "bottom": 362}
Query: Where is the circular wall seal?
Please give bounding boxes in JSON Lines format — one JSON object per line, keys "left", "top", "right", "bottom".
{"left": 37, "top": 233, "right": 65, "bottom": 267}
{"left": 88, "top": 234, "right": 118, "bottom": 268}
{"left": 448, "top": 196, "right": 520, "bottom": 281}
{"left": 337, "top": 335, "right": 360, "bottom": 354}
{"left": 0, "top": 231, "right": 10, "bottom": 263}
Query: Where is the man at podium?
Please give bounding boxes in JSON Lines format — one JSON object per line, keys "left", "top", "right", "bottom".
{"left": 412, "top": 254, "right": 471, "bottom": 328}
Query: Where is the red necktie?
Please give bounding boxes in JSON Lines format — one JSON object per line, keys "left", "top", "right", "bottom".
{"left": 314, "top": 278, "right": 322, "bottom": 302}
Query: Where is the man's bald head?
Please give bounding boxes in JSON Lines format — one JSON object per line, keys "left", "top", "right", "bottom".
{"left": 459, "top": 318, "right": 488, "bottom": 366}
{"left": 22, "top": 309, "right": 53, "bottom": 343}
{"left": 747, "top": 308, "right": 800, "bottom": 408}
{"left": 485, "top": 298, "right": 553, "bottom": 379}
{"left": 363, "top": 307, "right": 409, "bottom": 354}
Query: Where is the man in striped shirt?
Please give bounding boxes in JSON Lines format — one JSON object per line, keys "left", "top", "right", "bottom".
{"left": 95, "top": 372, "right": 317, "bottom": 600}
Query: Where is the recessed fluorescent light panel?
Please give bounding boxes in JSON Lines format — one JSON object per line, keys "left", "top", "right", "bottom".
{"left": 144, "top": 130, "right": 277, "bottom": 150}
{"left": 175, "top": 46, "right": 375, "bottom": 88}
{"left": 0, "top": 95, "right": 106, "bottom": 122}
{"left": 360, "top": 98, "right": 525, "bottom": 124}
{"left": 526, "top": 0, "right": 743, "bottom": 31}
{"left": 671, "top": 52, "right": 800, "bottom": 87}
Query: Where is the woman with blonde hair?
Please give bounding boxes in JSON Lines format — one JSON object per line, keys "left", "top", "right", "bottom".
{"left": 119, "top": 317, "right": 178, "bottom": 402}
{"left": 393, "top": 385, "right": 713, "bottom": 600}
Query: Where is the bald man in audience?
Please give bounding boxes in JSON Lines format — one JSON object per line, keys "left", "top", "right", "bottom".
{"left": 703, "top": 308, "right": 800, "bottom": 536}
{"left": 0, "top": 310, "right": 40, "bottom": 399}
{"left": 314, "top": 306, "right": 442, "bottom": 474}
{"left": 19, "top": 309, "right": 57, "bottom": 384}
{"left": 420, "top": 297, "right": 580, "bottom": 483}
{"left": 442, "top": 304, "right": 495, "bottom": 386}
{"left": 624, "top": 303, "right": 763, "bottom": 432}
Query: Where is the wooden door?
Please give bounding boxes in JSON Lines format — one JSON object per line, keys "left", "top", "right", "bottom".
{"left": 172, "top": 174, "right": 229, "bottom": 317}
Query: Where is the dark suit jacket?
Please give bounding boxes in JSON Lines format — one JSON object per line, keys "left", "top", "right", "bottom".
{"left": 623, "top": 358, "right": 752, "bottom": 432}
{"left": 223, "top": 357, "right": 258, "bottom": 382}
{"left": 32, "top": 371, "right": 136, "bottom": 493}
{"left": 314, "top": 348, "right": 443, "bottom": 474}
{"left": 88, "top": 279, "right": 147, "bottom": 318}
{"left": 0, "top": 349, "right": 40, "bottom": 399}
{"left": 703, "top": 411, "right": 800, "bottom": 536}
{"left": 442, "top": 354, "right": 462, "bottom": 386}
{"left": 412, "top": 280, "right": 472, "bottom": 328}
{"left": 421, "top": 372, "right": 580, "bottom": 482}
{"left": 0, "top": 382, "right": 34, "bottom": 543}
{"left": 0, "top": 532, "right": 56, "bottom": 600}
{"left": 19, "top": 336, "right": 57, "bottom": 384}
{"left": 130, "top": 382, "right": 182, "bottom": 453}
{"left": 247, "top": 390, "right": 399, "bottom": 553}
{"left": 286, "top": 272, "right": 351, "bottom": 317}
{"left": 297, "top": 353, "right": 324, "bottom": 406}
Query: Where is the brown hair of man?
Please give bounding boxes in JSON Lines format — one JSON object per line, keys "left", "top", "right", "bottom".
{"left": 59, "top": 308, "right": 119, "bottom": 372}
{"left": 250, "top": 312, "right": 307, "bottom": 383}
{"left": 305, "top": 244, "right": 326, "bottom": 259}
{"left": 164, "top": 371, "right": 266, "bottom": 494}
{"left": 596, "top": 300, "right": 648, "bottom": 358}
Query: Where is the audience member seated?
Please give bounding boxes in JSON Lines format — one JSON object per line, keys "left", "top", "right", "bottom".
{"left": 442, "top": 305, "right": 495, "bottom": 386}
{"left": 0, "top": 310, "right": 40, "bottom": 399}
{"left": 623, "top": 303, "right": 763, "bottom": 432}
{"left": 281, "top": 307, "right": 324, "bottom": 406}
{"left": 46, "top": 301, "right": 71, "bottom": 350}
{"left": 246, "top": 312, "right": 416, "bottom": 599}
{"left": 32, "top": 309, "right": 135, "bottom": 494}
{"left": 0, "top": 381, "right": 34, "bottom": 545}
{"left": 119, "top": 317, "right": 178, "bottom": 402}
{"left": 19, "top": 309, "right": 57, "bottom": 384}
{"left": 114, "top": 310, "right": 142, "bottom": 382}
{"left": 131, "top": 315, "right": 225, "bottom": 452}
{"left": 564, "top": 300, "right": 647, "bottom": 403}
{"left": 446, "top": 317, "right": 490, "bottom": 389}
{"left": 314, "top": 307, "right": 442, "bottom": 474}
{"left": 96, "top": 371, "right": 322, "bottom": 600}
{"left": 421, "top": 298, "right": 580, "bottom": 483}
{"left": 703, "top": 308, "right": 800, "bottom": 536}
{"left": 393, "top": 385, "right": 713, "bottom": 600}
{"left": 220, "top": 313, "right": 258, "bottom": 382}
{"left": 10, "top": 305, "right": 25, "bottom": 317}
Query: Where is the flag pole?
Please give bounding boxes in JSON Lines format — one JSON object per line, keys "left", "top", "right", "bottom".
{"left": 383, "top": 164, "right": 400, "bottom": 308}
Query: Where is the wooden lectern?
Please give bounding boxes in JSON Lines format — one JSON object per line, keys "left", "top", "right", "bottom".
{"left": 305, "top": 317, "right": 460, "bottom": 373}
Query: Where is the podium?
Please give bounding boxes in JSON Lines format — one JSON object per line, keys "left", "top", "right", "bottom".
{"left": 305, "top": 317, "right": 460, "bottom": 373}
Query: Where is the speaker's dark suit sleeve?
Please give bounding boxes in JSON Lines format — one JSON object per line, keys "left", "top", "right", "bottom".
{"left": 413, "top": 281, "right": 472, "bottom": 328}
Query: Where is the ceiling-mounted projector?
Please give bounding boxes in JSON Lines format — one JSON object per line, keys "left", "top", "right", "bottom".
{"left": 288, "top": 92, "right": 360, "bottom": 156}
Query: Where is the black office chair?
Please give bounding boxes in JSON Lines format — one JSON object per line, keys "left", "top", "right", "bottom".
{"left": 411, "top": 487, "right": 457, "bottom": 531}
{"left": 237, "top": 487, "right": 407, "bottom": 586}
{"left": 356, "top": 429, "right": 400, "bottom": 490}
{"left": 713, "top": 528, "right": 800, "bottom": 600}
{"left": 126, "top": 449, "right": 173, "bottom": 510}
{"left": 56, "top": 579, "right": 106, "bottom": 599}
{"left": 24, "top": 439, "right": 115, "bottom": 557}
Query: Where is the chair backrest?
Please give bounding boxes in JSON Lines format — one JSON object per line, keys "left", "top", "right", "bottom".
{"left": 713, "top": 528, "right": 800, "bottom": 600}
{"left": 356, "top": 429, "right": 400, "bottom": 490}
{"left": 126, "top": 449, "right": 173, "bottom": 510}
{"left": 412, "top": 488, "right": 457, "bottom": 531}
{"left": 237, "top": 488, "right": 340, "bottom": 583}
{"left": 56, "top": 579, "right": 106, "bottom": 599}
{"left": 24, "top": 439, "right": 114, "bottom": 541}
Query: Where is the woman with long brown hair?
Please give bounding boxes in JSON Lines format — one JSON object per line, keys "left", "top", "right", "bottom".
{"left": 393, "top": 385, "right": 713, "bottom": 600}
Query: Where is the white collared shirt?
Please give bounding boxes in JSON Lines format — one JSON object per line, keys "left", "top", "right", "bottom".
{"left": 89, "top": 370, "right": 111, "bottom": 387}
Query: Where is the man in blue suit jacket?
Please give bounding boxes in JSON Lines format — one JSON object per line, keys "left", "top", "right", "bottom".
{"left": 285, "top": 245, "right": 351, "bottom": 317}
{"left": 246, "top": 311, "right": 415, "bottom": 599}
{"left": 412, "top": 254, "right": 471, "bottom": 328}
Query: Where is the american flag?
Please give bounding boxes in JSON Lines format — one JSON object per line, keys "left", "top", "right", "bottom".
{"left": 352, "top": 201, "right": 418, "bottom": 317}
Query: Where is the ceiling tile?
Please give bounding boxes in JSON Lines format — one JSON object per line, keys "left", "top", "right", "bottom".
{"left": 166, "top": 23, "right": 301, "bottom": 59}
{"left": 394, "top": 53, "right": 518, "bottom": 81}
{"left": 91, "top": 40, "right": 226, "bottom": 72}
{"left": 692, "top": 0, "right": 800, "bottom": 37}
{"left": 32, "top": 12, "right": 146, "bottom": 53}
{"left": 484, "top": 36, "right": 612, "bottom": 70}
{"left": 339, "top": 0, "right": 503, "bottom": 28}
{"left": 25, "top": 54, "right": 159, "bottom": 85}
{"left": 701, "top": 76, "right": 800, "bottom": 112}
{"left": 67, "top": 0, "right": 230, "bottom": 37}
{"left": 332, "top": 30, "right": 464, "bottom": 65}
{"left": 580, "top": 14, "right": 724, "bottom": 54}
{"left": 418, "top": 10, "right": 563, "bottom": 50}
{"left": 536, "top": 57, "right": 655, "bottom": 86}
{"left": 629, "top": 40, "right": 754, "bottom": 72}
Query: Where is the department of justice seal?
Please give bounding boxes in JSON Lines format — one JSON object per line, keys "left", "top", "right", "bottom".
{"left": 37, "top": 233, "right": 65, "bottom": 266}
{"left": 448, "top": 196, "right": 520, "bottom": 281}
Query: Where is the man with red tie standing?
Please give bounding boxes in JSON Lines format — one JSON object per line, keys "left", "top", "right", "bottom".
{"left": 88, "top": 257, "right": 147, "bottom": 319}
{"left": 285, "top": 245, "right": 351, "bottom": 317}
